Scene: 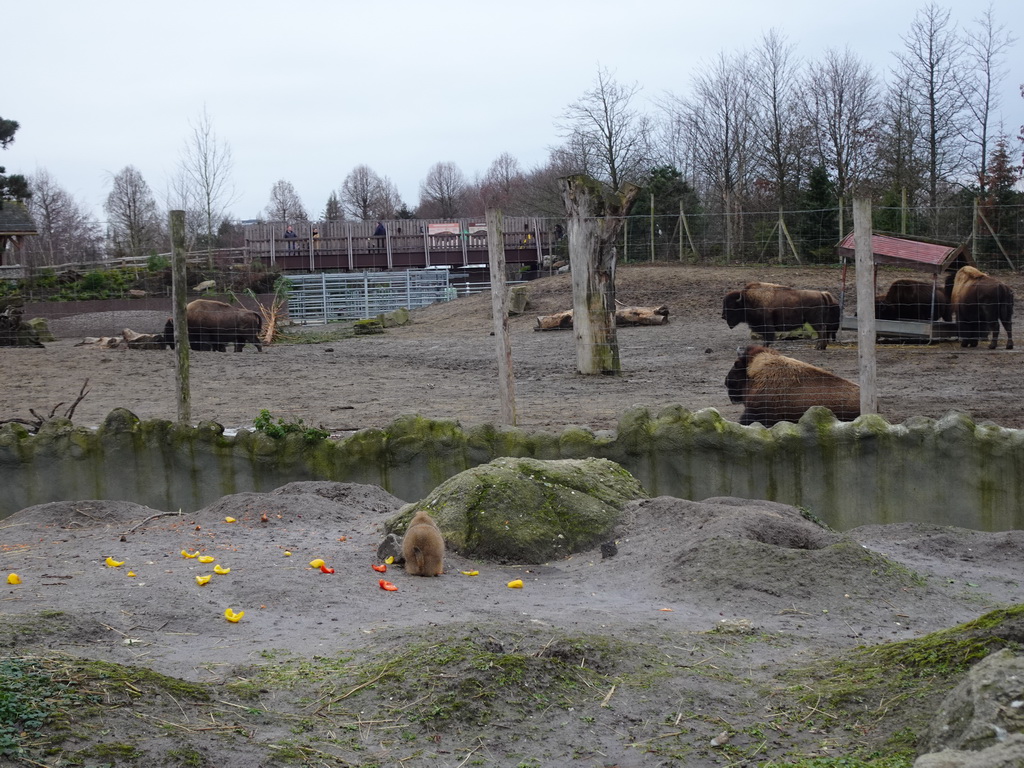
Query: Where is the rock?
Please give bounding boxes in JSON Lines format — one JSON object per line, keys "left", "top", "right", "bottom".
{"left": 507, "top": 285, "right": 531, "bottom": 315}
{"left": 914, "top": 649, "right": 1024, "bottom": 766}
{"left": 376, "top": 533, "right": 404, "bottom": 564}
{"left": 914, "top": 734, "right": 1024, "bottom": 767}
{"left": 129, "top": 289, "right": 147, "bottom": 298}
{"left": 26, "top": 317, "right": 55, "bottom": 342}
{"left": 385, "top": 457, "right": 648, "bottom": 563}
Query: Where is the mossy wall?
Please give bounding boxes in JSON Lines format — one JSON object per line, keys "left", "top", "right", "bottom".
{"left": 2, "top": 406, "right": 1022, "bottom": 532}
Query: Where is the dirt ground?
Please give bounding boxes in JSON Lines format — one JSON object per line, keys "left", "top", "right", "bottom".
{"left": 3, "top": 262, "right": 1023, "bottom": 433}
{"left": 1, "top": 264, "right": 1023, "bottom": 766}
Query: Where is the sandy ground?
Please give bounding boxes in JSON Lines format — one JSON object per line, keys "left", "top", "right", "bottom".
{"left": 1, "top": 264, "right": 1023, "bottom": 765}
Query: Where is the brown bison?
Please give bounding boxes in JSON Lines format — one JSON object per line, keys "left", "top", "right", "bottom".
{"left": 163, "top": 299, "right": 264, "bottom": 352}
{"left": 947, "top": 266, "right": 1014, "bottom": 350}
{"left": 874, "top": 278, "right": 951, "bottom": 322}
{"left": 725, "top": 345, "right": 861, "bottom": 427}
{"left": 722, "top": 282, "right": 840, "bottom": 350}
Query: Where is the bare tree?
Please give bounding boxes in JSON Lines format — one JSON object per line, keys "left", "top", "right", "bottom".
{"left": 340, "top": 165, "right": 382, "bottom": 220}
{"left": 962, "top": 4, "right": 1016, "bottom": 195}
{"left": 104, "top": 165, "right": 162, "bottom": 258}
{"left": 801, "top": 47, "right": 881, "bottom": 199}
{"left": 749, "top": 29, "right": 808, "bottom": 209}
{"left": 557, "top": 66, "right": 652, "bottom": 192}
{"left": 874, "top": 71, "right": 929, "bottom": 205}
{"left": 24, "top": 169, "right": 103, "bottom": 265}
{"left": 417, "top": 161, "right": 467, "bottom": 218}
{"left": 894, "top": 2, "right": 970, "bottom": 215}
{"left": 669, "top": 51, "right": 757, "bottom": 254}
{"left": 375, "top": 176, "right": 404, "bottom": 219}
{"left": 177, "top": 107, "right": 237, "bottom": 252}
{"left": 479, "top": 152, "right": 527, "bottom": 212}
{"left": 264, "top": 179, "right": 308, "bottom": 223}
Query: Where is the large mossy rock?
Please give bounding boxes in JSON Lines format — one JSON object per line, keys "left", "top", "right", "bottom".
{"left": 385, "top": 457, "right": 649, "bottom": 563}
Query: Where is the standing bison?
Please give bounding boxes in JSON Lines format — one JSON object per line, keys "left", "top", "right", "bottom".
{"left": 722, "top": 282, "right": 840, "bottom": 350}
{"left": 947, "top": 266, "right": 1014, "bottom": 350}
{"left": 725, "top": 345, "right": 861, "bottom": 427}
{"left": 874, "top": 278, "right": 950, "bottom": 322}
{"left": 163, "top": 299, "right": 264, "bottom": 352}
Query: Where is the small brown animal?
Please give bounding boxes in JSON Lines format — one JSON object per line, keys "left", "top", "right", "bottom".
{"left": 402, "top": 510, "right": 445, "bottom": 576}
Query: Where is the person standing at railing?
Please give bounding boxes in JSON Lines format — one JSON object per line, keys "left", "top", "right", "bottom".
{"left": 373, "top": 222, "right": 386, "bottom": 251}
{"left": 284, "top": 225, "right": 298, "bottom": 252}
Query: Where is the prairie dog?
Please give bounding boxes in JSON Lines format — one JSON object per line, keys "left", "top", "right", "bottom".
{"left": 402, "top": 510, "right": 445, "bottom": 576}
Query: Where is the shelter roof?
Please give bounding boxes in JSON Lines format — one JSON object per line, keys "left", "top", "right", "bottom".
{"left": 837, "top": 232, "right": 970, "bottom": 274}
{"left": 0, "top": 201, "right": 37, "bottom": 235}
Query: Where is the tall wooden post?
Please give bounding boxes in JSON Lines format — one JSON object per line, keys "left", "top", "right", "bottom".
{"left": 170, "top": 210, "right": 191, "bottom": 423}
{"left": 558, "top": 176, "right": 640, "bottom": 375}
{"left": 486, "top": 208, "right": 516, "bottom": 425}
{"left": 853, "top": 197, "right": 877, "bottom": 416}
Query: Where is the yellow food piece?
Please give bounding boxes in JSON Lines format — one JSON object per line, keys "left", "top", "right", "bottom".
{"left": 507, "top": 579, "right": 524, "bottom": 589}
{"left": 105, "top": 557, "right": 124, "bottom": 567}
{"left": 385, "top": 556, "right": 394, "bottom": 564}
{"left": 127, "top": 571, "right": 136, "bottom": 577}
{"left": 181, "top": 550, "right": 199, "bottom": 559}
{"left": 284, "top": 551, "right": 292, "bottom": 556}
{"left": 224, "top": 608, "right": 244, "bottom": 622}
{"left": 224, "top": 517, "right": 236, "bottom": 523}
{"left": 213, "top": 565, "right": 231, "bottom": 575}
{"left": 461, "top": 570, "right": 479, "bottom": 576}
{"left": 196, "top": 574, "right": 212, "bottom": 585}
{"left": 309, "top": 559, "right": 325, "bottom": 568}
{"left": 197, "top": 555, "right": 215, "bottom": 563}
{"left": 7, "top": 573, "right": 21, "bottom": 585}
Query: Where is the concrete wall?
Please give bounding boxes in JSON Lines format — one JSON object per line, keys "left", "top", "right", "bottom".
{"left": 2, "top": 406, "right": 1022, "bottom": 532}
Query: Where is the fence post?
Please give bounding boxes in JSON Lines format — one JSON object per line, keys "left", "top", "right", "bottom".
{"left": 486, "top": 208, "right": 516, "bottom": 425}
{"left": 853, "top": 197, "right": 877, "bottom": 417}
{"left": 169, "top": 210, "right": 191, "bottom": 424}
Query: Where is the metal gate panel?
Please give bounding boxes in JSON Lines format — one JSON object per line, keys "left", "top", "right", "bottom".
{"left": 285, "top": 269, "right": 453, "bottom": 324}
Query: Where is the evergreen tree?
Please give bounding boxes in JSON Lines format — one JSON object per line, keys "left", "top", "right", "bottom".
{"left": 795, "top": 165, "right": 839, "bottom": 261}
{"left": 0, "top": 117, "right": 30, "bottom": 206}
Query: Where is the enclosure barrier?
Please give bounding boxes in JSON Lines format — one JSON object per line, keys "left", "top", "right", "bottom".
{"left": 285, "top": 269, "right": 453, "bottom": 323}
{"left": 2, "top": 407, "right": 1021, "bottom": 532}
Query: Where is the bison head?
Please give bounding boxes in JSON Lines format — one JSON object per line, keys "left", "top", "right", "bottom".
{"left": 725, "top": 345, "right": 766, "bottom": 404}
{"left": 722, "top": 291, "right": 746, "bottom": 328}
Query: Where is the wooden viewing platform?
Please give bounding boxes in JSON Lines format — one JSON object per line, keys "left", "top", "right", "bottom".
{"left": 243, "top": 218, "right": 560, "bottom": 273}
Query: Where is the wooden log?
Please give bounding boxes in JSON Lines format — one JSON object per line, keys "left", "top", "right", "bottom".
{"left": 535, "top": 305, "right": 670, "bottom": 330}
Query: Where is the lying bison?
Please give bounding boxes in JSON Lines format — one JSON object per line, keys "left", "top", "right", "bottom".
{"left": 163, "top": 299, "right": 264, "bottom": 352}
{"left": 722, "top": 282, "right": 840, "bottom": 350}
{"left": 947, "top": 266, "right": 1014, "bottom": 350}
{"left": 875, "top": 278, "right": 951, "bottom": 322}
{"left": 725, "top": 345, "right": 861, "bottom": 427}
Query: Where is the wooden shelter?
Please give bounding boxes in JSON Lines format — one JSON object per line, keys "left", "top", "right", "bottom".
{"left": 0, "top": 201, "right": 37, "bottom": 266}
{"left": 836, "top": 232, "right": 973, "bottom": 341}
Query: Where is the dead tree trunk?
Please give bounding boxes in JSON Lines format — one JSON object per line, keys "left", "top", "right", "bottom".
{"left": 558, "top": 176, "right": 640, "bottom": 375}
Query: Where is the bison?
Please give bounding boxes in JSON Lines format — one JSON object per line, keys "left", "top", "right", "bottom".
{"left": 874, "top": 278, "right": 951, "bottom": 322}
{"left": 163, "top": 299, "right": 264, "bottom": 352}
{"left": 725, "top": 344, "right": 861, "bottom": 427}
{"left": 947, "top": 266, "right": 1014, "bottom": 350}
{"left": 722, "top": 282, "right": 840, "bottom": 350}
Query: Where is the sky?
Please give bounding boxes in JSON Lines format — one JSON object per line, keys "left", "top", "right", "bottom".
{"left": 6, "top": 0, "right": 1023, "bottom": 224}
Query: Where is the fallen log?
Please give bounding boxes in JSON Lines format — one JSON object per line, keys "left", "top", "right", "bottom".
{"left": 535, "top": 305, "right": 670, "bottom": 331}
{"left": 122, "top": 328, "right": 167, "bottom": 350}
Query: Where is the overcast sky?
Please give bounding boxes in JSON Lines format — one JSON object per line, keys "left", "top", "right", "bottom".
{"left": 6, "top": 0, "right": 1023, "bottom": 223}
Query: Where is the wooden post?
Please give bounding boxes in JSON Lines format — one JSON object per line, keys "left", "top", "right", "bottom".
{"left": 650, "top": 192, "right": 655, "bottom": 262}
{"left": 486, "top": 208, "right": 516, "bottom": 425}
{"left": 853, "top": 197, "right": 877, "bottom": 416}
{"left": 558, "top": 176, "right": 640, "bottom": 375}
{"left": 169, "top": 210, "right": 191, "bottom": 423}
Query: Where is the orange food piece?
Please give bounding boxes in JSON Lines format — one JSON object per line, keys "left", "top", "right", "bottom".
{"left": 320, "top": 565, "right": 335, "bottom": 574}
{"left": 379, "top": 579, "right": 398, "bottom": 591}
{"left": 372, "top": 564, "right": 387, "bottom": 573}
